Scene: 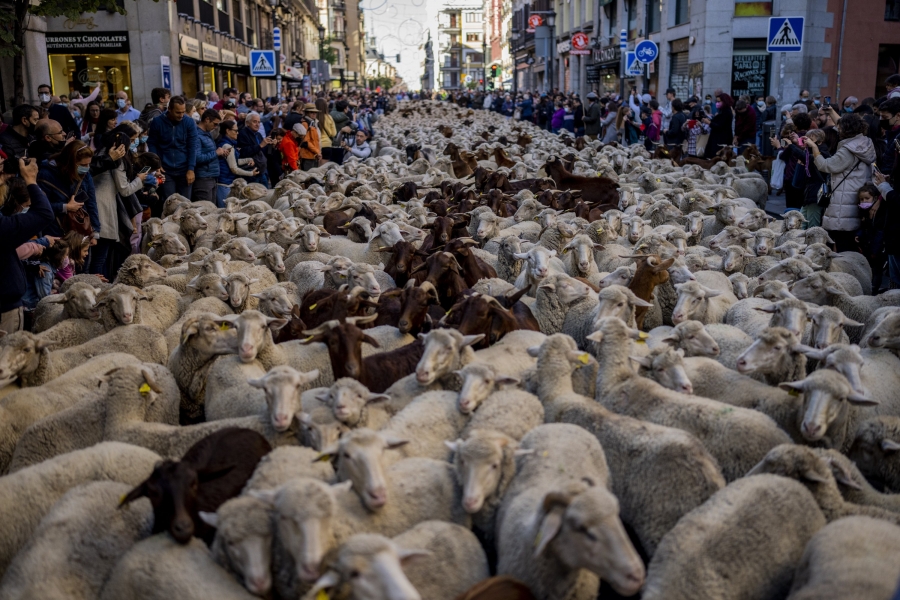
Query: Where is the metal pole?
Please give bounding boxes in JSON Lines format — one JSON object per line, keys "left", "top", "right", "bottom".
{"left": 483, "top": 37, "right": 487, "bottom": 92}
{"left": 835, "top": 0, "right": 848, "bottom": 104}
{"left": 619, "top": 29, "right": 626, "bottom": 101}
{"left": 549, "top": 24, "right": 554, "bottom": 93}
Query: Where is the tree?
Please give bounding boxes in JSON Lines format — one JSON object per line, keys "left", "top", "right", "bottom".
{"left": 318, "top": 36, "right": 338, "bottom": 66}
{"left": 0, "top": 0, "right": 157, "bottom": 105}
{"left": 371, "top": 76, "right": 393, "bottom": 91}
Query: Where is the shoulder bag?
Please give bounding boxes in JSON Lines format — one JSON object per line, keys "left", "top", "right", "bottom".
{"left": 818, "top": 158, "right": 861, "bottom": 209}
{"left": 39, "top": 177, "right": 93, "bottom": 238}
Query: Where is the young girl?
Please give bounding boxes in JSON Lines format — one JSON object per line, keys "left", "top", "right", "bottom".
{"left": 59, "top": 230, "right": 91, "bottom": 282}
{"left": 856, "top": 183, "right": 887, "bottom": 292}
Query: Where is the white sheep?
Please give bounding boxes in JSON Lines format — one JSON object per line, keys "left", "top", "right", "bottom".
{"left": 455, "top": 363, "right": 543, "bottom": 440}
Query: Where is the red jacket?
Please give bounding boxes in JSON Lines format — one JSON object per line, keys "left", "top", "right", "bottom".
{"left": 280, "top": 134, "right": 300, "bottom": 172}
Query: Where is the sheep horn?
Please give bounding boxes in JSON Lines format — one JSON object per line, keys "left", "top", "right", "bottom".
{"left": 346, "top": 314, "right": 378, "bottom": 326}
{"left": 302, "top": 320, "right": 342, "bottom": 336}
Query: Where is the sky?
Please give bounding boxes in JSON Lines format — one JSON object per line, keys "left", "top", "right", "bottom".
{"left": 361, "top": 0, "right": 435, "bottom": 89}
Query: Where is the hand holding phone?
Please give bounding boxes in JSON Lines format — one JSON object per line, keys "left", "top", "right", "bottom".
{"left": 139, "top": 166, "right": 152, "bottom": 175}
{"left": 824, "top": 96, "right": 831, "bottom": 105}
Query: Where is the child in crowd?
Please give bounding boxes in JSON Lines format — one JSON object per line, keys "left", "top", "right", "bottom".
{"left": 59, "top": 231, "right": 91, "bottom": 282}
{"left": 856, "top": 183, "right": 888, "bottom": 293}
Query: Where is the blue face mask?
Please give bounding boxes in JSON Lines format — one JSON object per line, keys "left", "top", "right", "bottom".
{"left": 140, "top": 135, "right": 148, "bottom": 144}
{"left": 73, "top": 110, "right": 81, "bottom": 118}
{"left": 813, "top": 100, "right": 820, "bottom": 106}
{"left": 130, "top": 141, "right": 138, "bottom": 151}
{"left": 77, "top": 165, "right": 90, "bottom": 175}
{"left": 117, "top": 99, "right": 126, "bottom": 109}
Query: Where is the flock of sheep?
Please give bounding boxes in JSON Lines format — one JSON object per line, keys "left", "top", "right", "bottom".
{"left": 2, "top": 100, "right": 900, "bottom": 600}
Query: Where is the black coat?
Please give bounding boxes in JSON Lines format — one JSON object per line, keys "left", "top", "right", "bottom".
{"left": 0, "top": 184, "right": 55, "bottom": 312}
{"left": 666, "top": 112, "right": 687, "bottom": 146}
{"left": 704, "top": 106, "right": 734, "bottom": 159}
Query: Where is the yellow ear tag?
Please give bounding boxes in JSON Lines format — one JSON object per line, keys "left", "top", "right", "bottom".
{"left": 562, "top": 248, "right": 569, "bottom": 254}
{"left": 219, "top": 323, "right": 229, "bottom": 331}
{"left": 578, "top": 353, "right": 590, "bottom": 365}
{"left": 534, "top": 530, "right": 543, "bottom": 547}
{"left": 596, "top": 228, "right": 603, "bottom": 233}
{"left": 635, "top": 332, "right": 648, "bottom": 344}
{"left": 139, "top": 383, "right": 151, "bottom": 394}
{"left": 316, "top": 590, "right": 330, "bottom": 600}
{"left": 118, "top": 493, "right": 128, "bottom": 505}
{"left": 656, "top": 178, "right": 661, "bottom": 182}
{"left": 309, "top": 303, "right": 317, "bottom": 311}
{"left": 317, "top": 454, "right": 333, "bottom": 463}
{"left": 305, "top": 335, "right": 315, "bottom": 343}
{"left": 788, "top": 388, "right": 800, "bottom": 397}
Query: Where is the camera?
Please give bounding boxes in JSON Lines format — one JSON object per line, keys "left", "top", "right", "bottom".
{"left": 2, "top": 157, "right": 21, "bottom": 175}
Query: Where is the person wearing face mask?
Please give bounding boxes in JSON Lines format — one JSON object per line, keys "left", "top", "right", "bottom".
{"left": 36, "top": 140, "right": 100, "bottom": 254}
{"left": 88, "top": 127, "right": 145, "bottom": 278}
{"left": 854, "top": 183, "right": 887, "bottom": 291}
{"left": 114, "top": 91, "right": 141, "bottom": 124}
{"left": 704, "top": 93, "right": 734, "bottom": 159}
{"left": 0, "top": 154, "right": 53, "bottom": 332}
{"left": 841, "top": 96, "right": 858, "bottom": 113}
{"left": 878, "top": 98, "right": 900, "bottom": 178}
{"left": 797, "top": 89, "right": 812, "bottom": 109}
{"left": 37, "top": 84, "right": 78, "bottom": 135}
{"left": 216, "top": 120, "right": 257, "bottom": 205}
{"left": 0, "top": 104, "right": 38, "bottom": 158}
{"left": 29, "top": 119, "right": 67, "bottom": 164}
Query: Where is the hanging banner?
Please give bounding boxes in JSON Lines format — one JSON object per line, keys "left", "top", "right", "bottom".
{"left": 571, "top": 32, "right": 590, "bottom": 56}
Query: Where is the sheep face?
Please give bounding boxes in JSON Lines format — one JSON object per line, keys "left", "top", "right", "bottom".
{"left": 721, "top": 245, "right": 753, "bottom": 274}
{"left": 812, "top": 345, "right": 867, "bottom": 397}
{"left": 515, "top": 247, "right": 557, "bottom": 281}
{"left": 809, "top": 307, "right": 862, "bottom": 350}
{"left": 684, "top": 212, "right": 705, "bottom": 238}
{"left": 179, "top": 209, "right": 208, "bottom": 238}
{"left": 199, "top": 497, "right": 273, "bottom": 595}
{"left": 755, "top": 300, "right": 809, "bottom": 339}
{"left": 671, "top": 282, "right": 722, "bottom": 324}
{"left": 349, "top": 264, "right": 382, "bottom": 297}
{"left": 317, "top": 429, "right": 408, "bottom": 511}
{"left": 120, "top": 459, "right": 201, "bottom": 544}
{"left": 447, "top": 431, "right": 517, "bottom": 513}
{"left": 308, "top": 535, "right": 424, "bottom": 600}
{"left": 599, "top": 266, "right": 635, "bottom": 290}
{"left": 664, "top": 321, "right": 720, "bottom": 357}
{"left": 772, "top": 242, "right": 806, "bottom": 259}
{"left": 221, "top": 239, "right": 256, "bottom": 262}
{"left": 708, "top": 227, "right": 754, "bottom": 252}
{"left": 803, "top": 243, "right": 836, "bottom": 270}
{"left": 249, "top": 366, "right": 319, "bottom": 432}
{"left": 753, "top": 230, "right": 776, "bottom": 256}
{"left": 746, "top": 444, "right": 835, "bottom": 489}
{"left": 735, "top": 328, "right": 800, "bottom": 375}
{"left": 623, "top": 216, "right": 648, "bottom": 244}
{"left": 635, "top": 347, "right": 693, "bottom": 394}
{"left": 225, "top": 310, "right": 287, "bottom": 363}
{"left": 142, "top": 217, "right": 165, "bottom": 240}
{"left": 153, "top": 232, "right": 187, "bottom": 256}
{"left": 736, "top": 209, "right": 771, "bottom": 232}
{"left": 848, "top": 418, "right": 900, "bottom": 489}
{"left": 188, "top": 274, "right": 230, "bottom": 303}
{"left": 804, "top": 227, "right": 835, "bottom": 247}
{"left": 415, "top": 329, "right": 483, "bottom": 386}
{"left": 779, "top": 370, "right": 876, "bottom": 443}
{"left": 474, "top": 213, "right": 500, "bottom": 241}
{"left": 179, "top": 315, "right": 237, "bottom": 355}
{"left": 563, "top": 235, "right": 600, "bottom": 276}
{"left": 99, "top": 285, "right": 147, "bottom": 325}
{"left": 758, "top": 259, "right": 812, "bottom": 285}
{"left": 594, "top": 286, "right": 652, "bottom": 326}
{"left": 0, "top": 331, "right": 50, "bottom": 387}
{"left": 54, "top": 283, "right": 102, "bottom": 320}
{"left": 258, "top": 244, "right": 285, "bottom": 274}
{"left": 752, "top": 280, "right": 794, "bottom": 301}
{"left": 193, "top": 252, "right": 230, "bottom": 277}
{"left": 789, "top": 272, "right": 838, "bottom": 306}
{"left": 252, "top": 287, "right": 296, "bottom": 319}
{"left": 783, "top": 211, "right": 807, "bottom": 231}
{"left": 317, "top": 378, "right": 388, "bottom": 425}
{"left": 537, "top": 484, "right": 645, "bottom": 597}
{"left": 297, "top": 409, "right": 349, "bottom": 451}
{"left": 455, "top": 364, "right": 519, "bottom": 414}
{"left": 864, "top": 313, "right": 900, "bottom": 350}
{"left": 321, "top": 256, "right": 354, "bottom": 288}
{"left": 225, "top": 273, "right": 259, "bottom": 309}
{"left": 728, "top": 274, "right": 751, "bottom": 300}
{"left": 120, "top": 255, "right": 167, "bottom": 285}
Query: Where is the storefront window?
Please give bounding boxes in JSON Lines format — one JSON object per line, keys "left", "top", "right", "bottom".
{"left": 49, "top": 53, "right": 132, "bottom": 103}
{"left": 200, "top": 66, "right": 216, "bottom": 93}
{"left": 181, "top": 63, "right": 199, "bottom": 97}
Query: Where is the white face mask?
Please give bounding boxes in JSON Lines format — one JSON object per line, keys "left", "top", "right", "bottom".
{"left": 39, "top": 93, "right": 50, "bottom": 103}
{"left": 19, "top": 206, "right": 29, "bottom": 214}
{"left": 192, "top": 112, "right": 201, "bottom": 122}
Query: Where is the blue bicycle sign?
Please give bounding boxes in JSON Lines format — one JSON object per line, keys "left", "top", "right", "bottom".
{"left": 634, "top": 40, "right": 658, "bottom": 63}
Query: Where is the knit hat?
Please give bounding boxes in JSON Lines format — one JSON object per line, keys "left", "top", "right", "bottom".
{"left": 293, "top": 123, "right": 307, "bottom": 136}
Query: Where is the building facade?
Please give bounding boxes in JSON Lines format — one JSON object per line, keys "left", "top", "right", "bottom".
{"left": 438, "top": 2, "right": 486, "bottom": 90}
{"left": 506, "top": 0, "right": 899, "bottom": 104}
{"left": 320, "top": 0, "right": 366, "bottom": 89}
{"left": 8, "top": 0, "right": 321, "bottom": 109}
{"left": 421, "top": 31, "right": 435, "bottom": 92}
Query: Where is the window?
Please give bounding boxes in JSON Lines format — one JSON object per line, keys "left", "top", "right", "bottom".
{"left": 217, "top": 0, "right": 227, "bottom": 12}
{"left": 648, "top": 0, "right": 660, "bottom": 32}
{"left": 606, "top": 0, "right": 617, "bottom": 38}
{"left": 465, "top": 12, "right": 482, "bottom": 22}
{"left": 199, "top": 0, "right": 215, "bottom": 26}
{"left": 675, "top": 0, "right": 689, "bottom": 24}
{"left": 177, "top": 0, "right": 194, "bottom": 17}
{"left": 233, "top": 0, "right": 243, "bottom": 41}
{"left": 466, "top": 33, "right": 481, "bottom": 42}
{"left": 627, "top": 0, "right": 638, "bottom": 39}
{"left": 888, "top": 0, "right": 900, "bottom": 20}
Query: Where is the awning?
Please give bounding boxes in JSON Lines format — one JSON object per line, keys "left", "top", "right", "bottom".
{"left": 180, "top": 56, "right": 250, "bottom": 75}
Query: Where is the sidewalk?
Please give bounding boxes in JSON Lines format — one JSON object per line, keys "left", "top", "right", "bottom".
{"left": 763, "top": 191, "right": 787, "bottom": 219}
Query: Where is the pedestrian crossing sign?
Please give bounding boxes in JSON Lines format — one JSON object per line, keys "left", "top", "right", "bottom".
{"left": 625, "top": 51, "right": 644, "bottom": 77}
{"left": 767, "top": 17, "right": 804, "bottom": 52}
{"left": 250, "top": 50, "right": 277, "bottom": 76}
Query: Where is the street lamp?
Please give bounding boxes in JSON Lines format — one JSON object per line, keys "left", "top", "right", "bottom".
{"left": 547, "top": 11, "right": 555, "bottom": 94}
{"left": 510, "top": 26, "right": 519, "bottom": 96}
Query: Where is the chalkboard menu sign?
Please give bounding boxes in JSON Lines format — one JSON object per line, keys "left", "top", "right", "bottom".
{"left": 731, "top": 53, "right": 769, "bottom": 99}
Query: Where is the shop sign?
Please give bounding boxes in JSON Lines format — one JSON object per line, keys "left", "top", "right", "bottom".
{"left": 526, "top": 14, "right": 543, "bottom": 33}
{"left": 731, "top": 53, "right": 769, "bottom": 99}
{"left": 670, "top": 37, "right": 689, "bottom": 54}
{"left": 593, "top": 45, "right": 620, "bottom": 64}
{"left": 46, "top": 31, "right": 129, "bottom": 54}
{"left": 237, "top": 54, "right": 249, "bottom": 65}
{"left": 202, "top": 42, "right": 220, "bottom": 62}
{"left": 180, "top": 34, "right": 201, "bottom": 59}
{"left": 586, "top": 64, "right": 602, "bottom": 83}
{"left": 221, "top": 49, "right": 235, "bottom": 64}
{"left": 557, "top": 39, "right": 571, "bottom": 54}
{"left": 571, "top": 32, "right": 590, "bottom": 55}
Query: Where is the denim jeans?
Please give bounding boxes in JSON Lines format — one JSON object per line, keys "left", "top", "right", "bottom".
{"left": 88, "top": 238, "right": 116, "bottom": 280}
{"left": 23, "top": 263, "right": 53, "bottom": 309}
{"left": 216, "top": 184, "right": 230, "bottom": 208}
{"left": 889, "top": 255, "right": 900, "bottom": 288}
{"left": 158, "top": 174, "right": 194, "bottom": 202}
{"left": 191, "top": 177, "right": 217, "bottom": 204}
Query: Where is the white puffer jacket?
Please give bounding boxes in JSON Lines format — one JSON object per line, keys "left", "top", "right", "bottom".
{"left": 815, "top": 133, "right": 876, "bottom": 232}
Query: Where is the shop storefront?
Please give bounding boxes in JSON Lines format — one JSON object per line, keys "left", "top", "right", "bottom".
{"left": 668, "top": 38, "right": 690, "bottom": 99}
{"left": 731, "top": 40, "right": 770, "bottom": 100}
{"left": 592, "top": 45, "right": 620, "bottom": 95}
{"left": 46, "top": 31, "right": 132, "bottom": 103}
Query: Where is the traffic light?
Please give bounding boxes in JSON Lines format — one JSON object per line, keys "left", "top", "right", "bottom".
{"left": 490, "top": 65, "right": 499, "bottom": 78}
{"left": 479, "top": 78, "right": 484, "bottom": 84}
{"left": 487, "top": 81, "right": 494, "bottom": 90}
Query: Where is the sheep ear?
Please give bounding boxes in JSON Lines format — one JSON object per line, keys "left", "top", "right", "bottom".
{"left": 397, "top": 548, "right": 432, "bottom": 566}
{"left": 527, "top": 345, "right": 541, "bottom": 358}
{"left": 701, "top": 286, "right": 723, "bottom": 298}
{"left": 841, "top": 317, "right": 864, "bottom": 328}
{"left": 630, "top": 355, "right": 652, "bottom": 368}
{"left": 778, "top": 381, "right": 805, "bottom": 394}
{"left": 313, "top": 442, "right": 340, "bottom": 463}
{"left": 198, "top": 511, "right": 219, "bottom": 528}
{"left": 534, "top": 503, "right": 566, "bottom": 558}
{"left": 825, "top": 458, "right": 863, "bottom": 490}
{"left": 247, "top": 377, "right": 266, "bottom": 390}
{"left": 881, "top": 439, "right": 900, "bottom": 452}
{"left": 307, "top": 571, "right": 341, "bottom": 598}
{"left": 444, "top": 439, "right": 461, "bottom": 453}
{"left": 800, "top": 469, "right": 830, "bottom": 485}
{"left": 585, "top": 331, "right": 604, "bottom": 343}
{"left": 461, "top": 334, "right": 484, "bottom": 348}
{"left": 794, "top": 344, "right": 826, "bottom": 361}
{"left": 382, "top": 436, "right": 410, "bottom": 450}
{"left": 825, "top": 285, "right": 844, "bottom": 296}
{"left": 265, "top": 316, "right": 289, "bottom": 331}
{"left": 118, "top": 481, "right": 148, "bottom": 507}
{"left": 754, "top": 304, "right": 778, "bottom": 314}
{"left": 495, "top": 375, "right": 520, "bottom": 387}
{"left": 314, "top": 391, "right": 330, "bottom": 404}
{"left": 367, "top": 393, "right": 390, "bottom": 404}
{"left": 847, "top": 392, "right": 878, "bottom": 406}
{"left": 247, "top": 488, "right": 278, "bottom": 505}
{"left": 514, "top": 448, "right": 535, "bottom": 457}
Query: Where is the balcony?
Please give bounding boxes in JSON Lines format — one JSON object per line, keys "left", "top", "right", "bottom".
{"left": 439, "top": 20, "right": 461, "bottom": 31}
{"left": 331, "top": 31, "right": 346, "bottom": 42}
{"left": 332, "top": 0, "right": 346, "bottom": 11}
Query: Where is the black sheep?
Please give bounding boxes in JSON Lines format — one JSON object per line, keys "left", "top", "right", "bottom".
{"left": 120, "top": 427, "right": 271, "bottom": 545}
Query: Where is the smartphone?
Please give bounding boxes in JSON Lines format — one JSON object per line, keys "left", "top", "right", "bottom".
{"left": 824, "top": 96, "right": 831, "bottom": 105}
{"left": 139, "top": 166, "right": 152, "bottom": 175}
{"left": 66, "top": 130, "right": 76, "bottom": 141}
